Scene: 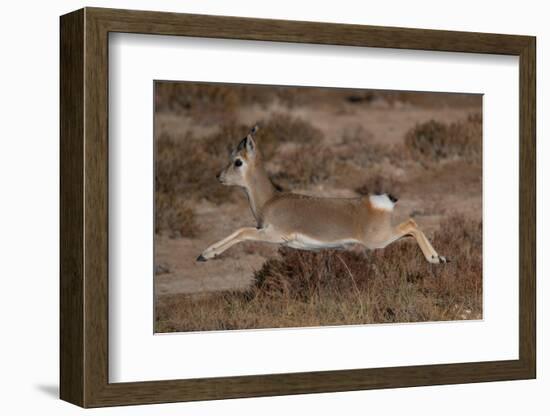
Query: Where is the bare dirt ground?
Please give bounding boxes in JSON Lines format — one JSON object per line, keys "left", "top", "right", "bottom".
{"left": 155, "top": 103, "right": 481, "bottom": 298}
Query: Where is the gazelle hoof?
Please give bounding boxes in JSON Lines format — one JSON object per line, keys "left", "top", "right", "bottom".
{"left": 196, "top": 254, "right": 207, "bottom": 262}
{"left": 430, "top": 255, "right": 449, "bottom": 264}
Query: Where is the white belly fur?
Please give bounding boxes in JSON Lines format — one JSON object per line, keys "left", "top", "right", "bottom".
{"left": 284, "top": 234, "right": 359, "bottom": 251}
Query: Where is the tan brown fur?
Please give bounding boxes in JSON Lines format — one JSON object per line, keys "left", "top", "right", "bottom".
{"left": 198, "top": 126, "right": 447, "bottom": 264}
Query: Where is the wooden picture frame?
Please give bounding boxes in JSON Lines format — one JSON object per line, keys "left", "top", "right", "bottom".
{"left": 60, "top": 7, "right": 536, "bottom": 408}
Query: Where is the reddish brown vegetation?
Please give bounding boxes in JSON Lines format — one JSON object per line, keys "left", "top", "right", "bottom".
{"left": 154, "top": 82, "right": 483, "bottom": 332}
{"left": 404, "top": 114, "right": 482, "bottom": 161}
{"left": 156, "top": 215, "right": 482, "bottom": 332}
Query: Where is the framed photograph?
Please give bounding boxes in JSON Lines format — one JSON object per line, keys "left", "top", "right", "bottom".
{"left": 60, "top": 7, "right": 536, "bottom": 408}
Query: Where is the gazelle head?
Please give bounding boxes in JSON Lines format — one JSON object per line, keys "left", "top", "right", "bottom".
{"left": 217, "top": 125, "right": 260, "bottom": 188}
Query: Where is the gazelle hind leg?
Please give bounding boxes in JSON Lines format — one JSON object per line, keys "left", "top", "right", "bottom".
{"left": 394, "top": 219, "right": 448, "bottom": 264}
{"left": 197, "top": 226, "right": 284, "bottom": 261}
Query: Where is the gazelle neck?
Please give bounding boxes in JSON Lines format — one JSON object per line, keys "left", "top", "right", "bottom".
{"left": 244, "top": 164, "right": 276, "bottom": 223}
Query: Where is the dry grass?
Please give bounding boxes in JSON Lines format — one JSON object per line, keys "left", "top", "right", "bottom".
{"left": 338, "top": 126, "right": 402, "bottom": 166}
{"left": 155, "top": 82, "right": 273, "bottom": 123}
{"left": 154, "top": 126, "right": 240, "bottom": 236}
{"left": 155, "top": 192, "right": 199, "bottom": 238}
{"left": 266, "top": 125, "right": 401, "bottom": 189}
{"left": 255, "top": 112, "right": 323, "bottom": 159}
{"left": 154, "top": 82, "right": 483, "bottom": 332}
{"left": 155, "top": 82, "right": 482, "bottom": 117}
{"left": 354, "top": 173, "right": 403, "bottom": 197}
{"left": 272, "top": 144, "right": 337, "bottom": 187}
{"left": 155, "top": 124, "right": 245, "bottom": 206}
{"left": 155, "top": 214, "right": 482, "bottom": 332}
{"left": 404, "top": 114, "right": 482, "bottom": 161}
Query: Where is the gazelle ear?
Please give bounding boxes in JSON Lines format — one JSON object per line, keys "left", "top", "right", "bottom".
{"left": 245, "top": 125, "right": 259, "bottom": 155}
{"left": 235, "top": 136, "right": 255, "bottom": 157}
{"left": 245, "top": 134, "right": 256, "bottom": 156}
{"left": 235, "top": 137, "right": 247, "bottom": 153}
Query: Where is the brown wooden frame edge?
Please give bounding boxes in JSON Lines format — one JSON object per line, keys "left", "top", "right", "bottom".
{"left": 60, "top": 7, "right": 536, "bottom": 408}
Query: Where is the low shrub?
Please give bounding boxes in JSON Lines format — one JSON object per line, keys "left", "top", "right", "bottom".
{"left": 248, "top": 213, "right": 482, "bottom": 319}
{"left": 155, "top": 192, "right": 199, "bottom": 238}
{"left": 254, "top": 113, "right": 323, "bottom": 159}
{"left": 405, "top": 114, "right": 482, "bottom": 161}
{"left": 155, "top": 82, "right": 273, "bottom": 122}
{"left": 404, "top": 114, "right": 482, "bottom": 161}
{"left": 155, "top": 124, "right": 246, "bottom": 205}
{"left": 155, "top": 214, "right": 482, "bottom": 331}
{"left": 354, "top": 173, "right": 402, "bottom": 197}
{"left": 271, "top": 144, "right": 336, "bottom": 187}
{"left": 336, "top": 126, "right": 403, "bottom": 167}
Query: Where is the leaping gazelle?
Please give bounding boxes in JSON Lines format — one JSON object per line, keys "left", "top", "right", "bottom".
{"left": 197, "top": 126, "right": 448, "bottom": 264}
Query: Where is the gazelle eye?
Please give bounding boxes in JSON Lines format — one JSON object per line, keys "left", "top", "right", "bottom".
{"left": 234, "top": 159, "right": 243, "bottom": 167}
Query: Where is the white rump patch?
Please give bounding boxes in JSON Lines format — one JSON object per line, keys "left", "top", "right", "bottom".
{"left": 369, "top": 194, "right": 395, "bottom": 211}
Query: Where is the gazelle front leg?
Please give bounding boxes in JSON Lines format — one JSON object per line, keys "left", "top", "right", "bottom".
{"left": 197, "top": 226, "right": 283, "bottom": 261}
{"left": 393, "top": 219, "right": 448, "bottom": 264}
